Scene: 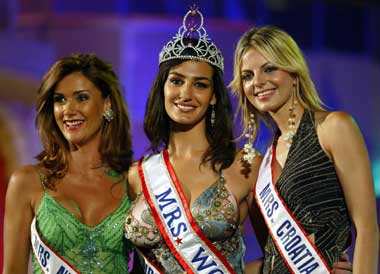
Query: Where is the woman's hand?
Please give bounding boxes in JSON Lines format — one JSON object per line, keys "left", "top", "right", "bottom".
{"left": 332, "top": 253, "right": 352, "bottom": 274}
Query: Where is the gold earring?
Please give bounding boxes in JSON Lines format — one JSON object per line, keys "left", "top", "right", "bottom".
{"left": 243, "top": 113, "right": 256, "bottom": 164}
{"left": 284, "top": 94, "right": 297, "bottom": 147}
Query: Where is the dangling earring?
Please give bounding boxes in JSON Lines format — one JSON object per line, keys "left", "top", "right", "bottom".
{"left": 243, "top": 113, "right": 256, "bottom": 164}
{"left": 283, "top": 93, "right": 297, "bottom": 147}
{"left": 103, "top": 109, "right": 114, "bottom": 122}
{"left": 210, "top": 104, "right": 216, "bottom": 127}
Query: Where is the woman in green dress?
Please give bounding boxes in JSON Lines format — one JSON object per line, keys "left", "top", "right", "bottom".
{"left": 3, "top": 53, "right": 134, "bottom": 274}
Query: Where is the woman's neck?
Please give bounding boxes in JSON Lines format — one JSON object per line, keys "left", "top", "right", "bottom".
{"left": 67, "top": 140, "right": 102, "bottom": 174}
{"left": 270, "top": 104, "right": 305, "bottom": 136}
{"left": 168, "top": 121, "right": 210, "bottom": 159}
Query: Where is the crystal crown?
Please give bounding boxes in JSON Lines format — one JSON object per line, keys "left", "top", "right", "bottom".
{"left": 159, "top": 6, "right": 224, "bottom": 72}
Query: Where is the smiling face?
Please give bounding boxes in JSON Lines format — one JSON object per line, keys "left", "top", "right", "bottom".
{"left": 163, "top": 60, "right": 216, "bottom": 127}
{"left": 241, "top": 47, "right": 296, "bottom": 116}
{"left": 53, "top": 72, "right": 110, "bottom": 147}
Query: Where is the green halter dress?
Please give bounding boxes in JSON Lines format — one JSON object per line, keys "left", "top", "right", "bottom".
{"left": 31, "top": 168, "right": 132, "bottom": 274}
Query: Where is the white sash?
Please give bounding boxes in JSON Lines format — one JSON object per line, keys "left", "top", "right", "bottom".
{"left": 138, "top": 150, "right": 236, "bottom": 274}
{"left": 31, "top": 218, "right": 80, "bottom": 274}
{"left": 135, "top": 248, "right": 164, "bottom": 274}
{"left": 255, "top": 146, "right": 332, "bottom": 274}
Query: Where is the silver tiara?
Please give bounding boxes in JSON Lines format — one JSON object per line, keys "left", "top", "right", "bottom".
{"left": 159, "top": 5, "right": 224, "bottom": 72}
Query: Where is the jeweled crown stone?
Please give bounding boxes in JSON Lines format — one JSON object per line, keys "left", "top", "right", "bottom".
{"left": 159, "top": 5, "right": 224, "bottom": 72}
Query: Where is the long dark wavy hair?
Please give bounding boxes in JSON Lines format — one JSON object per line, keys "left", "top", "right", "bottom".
{"left": 35, "top": 53, "right": 133, "bottom": 180}
{"left": 144, "top": 59, "right": 236, "bottom": 173}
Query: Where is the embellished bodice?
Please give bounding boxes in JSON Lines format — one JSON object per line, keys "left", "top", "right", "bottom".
{"left": 262, "top": 111, "right": 351, "bottom": 273}
{"left": 32, "top": 192, "right": 132, "bottom": 274}
{"left": 125, "top": 175, "right": 246, "bottom": 273}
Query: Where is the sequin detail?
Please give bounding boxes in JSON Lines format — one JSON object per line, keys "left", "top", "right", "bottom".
{"left": 32, "top": 192, "right": 132, "bottom": 274}
{"left": 125, "top": 175, "right": 246, "bottom": 273}
{"left": 262, "top": 111, "right": 351, "bottom": 273}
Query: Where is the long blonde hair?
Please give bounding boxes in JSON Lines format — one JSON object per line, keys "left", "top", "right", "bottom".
{"left": 229, "top": 25, "right": 325, "bottom": 137}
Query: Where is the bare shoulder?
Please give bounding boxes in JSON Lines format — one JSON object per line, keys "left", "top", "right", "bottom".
{"left": 316, "top": 111, "right": 362, "bottom": 156}
{"left": 7, "top": 164, "right": 43, "bottom": 205}
{"left": 316, "top": 111, "right": 360, "bottom": 140}
{"left": 8, "top": 165, "right": 41, "bottom": 191}
{"left": 127, "top": 161, "right": 142, "bottom": 198}
{"left": 316, "top": 111, "right": 356, "bottom": 131}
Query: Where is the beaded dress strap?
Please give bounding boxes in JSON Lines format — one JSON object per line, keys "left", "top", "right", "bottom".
{"left": 33, "top": 165, "right": 48, "bottom": 192}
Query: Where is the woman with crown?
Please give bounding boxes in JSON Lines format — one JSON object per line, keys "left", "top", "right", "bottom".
{"left": 229, "top": 25, "right": 378, "bottom": 273}
{"left": 124, "top": 6, "right": 261, "bottom": 273}
{"left": 124, "top": 6, "right": 355, "bottom": 274}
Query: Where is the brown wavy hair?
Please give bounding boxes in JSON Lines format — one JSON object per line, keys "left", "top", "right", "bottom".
{"left": 35, "top": 53, "right": 133, "bottom": 180}
{"left": 144, "top": 59, "right": 236, "bottom": 173}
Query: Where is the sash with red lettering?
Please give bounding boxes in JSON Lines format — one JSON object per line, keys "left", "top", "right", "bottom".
{"left": 138, "top": 150, "right": 236, "bottom": 274}
{"left": 255, "top": 146, "right": 332, "bottom": 274}
{"left": 31, "top": 218, "right": 80, "bottom": 274}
